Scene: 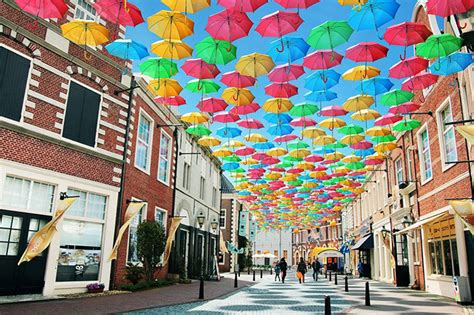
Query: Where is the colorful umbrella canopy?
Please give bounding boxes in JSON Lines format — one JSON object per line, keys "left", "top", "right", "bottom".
{"left": 16, "top": 0, "right": 67, "bottom": 18}
{"left": 380, "top": 89, "right": 414, "bottom": 106}
{"left": 182, "top": 58, "right": 220, "bottom": 79}
{"left": 221, "top": 71, "right": 256, "bottom": 88}
{"left": 392, "top": 118, "right": 421, "bottom": 132}
{"left": 105, "top": 39, "right": 148, "bottom": 60}
{"left": 389, "top": 56, "right": 429, "bottom": 79}
{"left": 429, "top": 52, "right": 474, "bottom": 75}
{"left": 195, "top": 36, "right": 237, "bottom": 65}
{"left": 305, "top": 70, "right": 341, "bottom": 91}
{"left": 162, "top": 0, "right": 210, "bottom": 13}
{"left": 140, "top": 58, "right": 178, "bottom": 78}
{"left": 235, "top": 53, "right": 275, "bottom": 77}
{"left": 342, "top": 65, "right": 381, "bottom": 80}
{"left": 147, "top": 78, "right": 183, "bottom": 96}
{"left": 416, "top": 34, "right": 463, "bottom": 59}
{"left": 93, "top": 0, "right": 144, "bottom": 26}
{"left": 185, "top": 79, "right": 221, "bottom": 93}
{"left": 303, "top": 50, "right": 344, "bottom": 70}
{"left": 359, "top": 77, "right": 393, "bottom": 95}
{"left": 402, "top": 72, "right": 439, "bottom": 92}
{"left": 349, "top": 0, "right": 400, "bottom": 31}
{"left": 307, "top": 20, "right": 354, "bottom": 50}
{"left": 256, "top": 11, "right": 304, "bottom": 39}
{"left": 426, "top": 0, "right": 474, "bottom": 17}
{"left": 265, "top": 82, "right": 298, "bottom": 98}
{"left": 268, "top": 64, "right": 305, "bottom": 82}
{"left": 346, "top": 42, "right": 388, "bottom": 62}
{"left": 197, "top": 98, "right": 229, "bottom": 113}
{"left": 275, "top": 0, "right": 320, "bottom": 9}
{"left": 61, "top": 20, "right": 109, "bottom": 48}
{"left": 268, "top": 36, "right": 310, "bottom": 63}
{"left": 151, "top": 39, "right": 193, "bottom": 59}
{"left": 222, "top": 87, "right": 255, "bottom": 105}
{"left": 217, "top": 0, "right": 267, "bottom": 12}
{"left": 206, "top": 9, "right": 253, "bottom": 43}
{"left": 148, "top": 11, "right": 194, "bottom": 40}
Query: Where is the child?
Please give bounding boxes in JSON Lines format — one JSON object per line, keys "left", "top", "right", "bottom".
{"left": 274, "top": 262, "right": 281, "bottom": 281}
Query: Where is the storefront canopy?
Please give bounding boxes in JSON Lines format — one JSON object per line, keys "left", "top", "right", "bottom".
{"left": 394, "top": 212, "right": 449, "bottom": 235}
{"left": 351, "top": 233, "right": 373, "bottom": 250}
{"left": 317, "top": 249, "right": 344, "bottom": 258}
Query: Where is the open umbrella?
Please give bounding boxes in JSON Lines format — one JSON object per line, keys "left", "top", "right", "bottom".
{"left": 256, "top": 11, "right": 304, "bottom": 39}
{"left": 148, "top": 10, "right": 194, "bottom": 40}
{"left": 206, "top": 9, "right": 253, "bottom": 43}
{"left": 198, "top": 136, "right": 221, "bottom": 147}
{"left": 268, "top": 36, "right": 310, "bottom": 63}
{"left": 342, "top": 95, "right": 374, "bottom": 112}
{"left": 416, "top": 34, "right": 463, "bottom": 59}
{"left": 320, "top": 105, "right": 348, "bottom": 117}
{"left": 151, "top": 39, "right": 193, "bottom": 59}
{"left": 16, "top": 0, "right": 67, "bottom": 19}
{"left": 389, "top": 102, "right": 421, "bottom": 115}
{"left": 305, "top": 70, "right": 340, "bottom": 91}
{"left": 380, "top": 89, "right": 414, "bottom": 106}
{"left": 197, "top": 98, "right": 228, "bottom": 113}
{"left": 235, "top": 53, "right": 275, "bottom": 77}
{"left": 275, "top": 0, "right": 320, "bottom": 9}
{"left": 342, "top": 65, "right": 380, "bottom": 80}
{"left": 268, "top": 124, "right": 295, "bottom": 135}
{"left": 384, "top": 22, "right": 432, "bottom": 59}
{"left": 429, "top": 52, "right": 474, "bottom": 75}
{"left": 222, "top": 87, "right": 255, "bottom": 105}
{"left": 217, "top": 0, "right": 267, "bottom": 12}
{"left": 154, "top": 96, "right": 186, "bottom": 106}
{"left": 289, "top": 102, "right": 319, "bottom": 117}
{"left": 61, "top": 20, "right": 109, "bottom": 58}
{"left": 147, "top": 78, "right": 183, "bottom": 97}
{"left": 140, "top": 58, "right": 178, "bottom": 79}
{"left": 307, "top": 20, "right": 353, "bottom": 50}
{"left": 93, "top": 0, "right": 144, "bottom": 27}
{"left": 305, "top": 90, "right": 338, "bottom": 102}
{"left": 349, "top": 0, "right": 400, "bottom": 32}
{"left": 238, "top": 118, "right": 264, "bottom": 129}
{"left": 374, "top": 113, "right": 402, "bottom": 126}
{"left": 221, "top": 71, "right": 256, "bottom": 88}
{"left": 392, "top": 119, "right": 421, "bottom": 132}
{"left": 402, "top": 72, "right": 439, "bottom": 92}
{"left": 213, "top": 111, "right": 240, "bottom": 123}
{"left": 265, "top": 82, "right": 298, "bottom": 98}
{"left": 181, "top": 112, "right": 210, "bottom": 124}
{"left": 427, "top": 0, "right": 474, "bottom": 17}
{"left": 268, "top": 64, "right": 305, "bottom": 82}
{"left": 359, "top": 77, "right": 393, "bottom": 96}
{"left": 262, "top": 98, "right": 294, "bottom": 113}
{"left": 162, "top": 0, "right": 210, "bottom": 14}
{"left": 217, "top": 126, "right": 242, "bottom": 138}
{"left": 186, "top": 125, "right": 212, "bottom": 136}
{"left": 230, "top": 103, "right": 260, "bottom": 115}
{"left": 182, "top": 58, "right": 220, "bottom": 79}
{"left": 185, "top": 79, "right": 221, "bottom": 94}
{"left": 389, "top": 56, "right": 429, "bottom": 79}
{"left": 106, "top": 39, "right": 148, "bottom": 60}
{"left": 303, "top": 50, "right": 344, "bottom": 70}
{"left": 195, "top": 36, "right": 237, "bottom": 65}
{"left": 346, "top": 42, "right": 388, "bottom": 63}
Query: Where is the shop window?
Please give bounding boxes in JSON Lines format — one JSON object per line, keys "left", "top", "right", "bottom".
{"left": 67, "top": 189, "right": 106, "bottom": 220}
{"left": 427, "top": 217, "right": 460, "bottom": 276}
{"left": 158, "top": 132, "right": 171, "bottom": 184}
{"left": 0, "top": 215, "right": 22, "bottom": 256}
{"left": 2, "top": 176, "right": 55, "bottom": 213}
{"left": 135, "top": 111, "right": 153, "bottom": 172}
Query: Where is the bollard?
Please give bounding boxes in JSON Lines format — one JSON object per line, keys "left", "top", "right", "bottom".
{"left": 199, "top": 276, "right": 204, "bottom": 299}
{"left": 344, "top": 276, "right": 348, "bottom": 292}
{"left": 253, "top": 270, "right": 256, "bottom": 281}
{"left": 329, "top": 271, "right": 332, "bottom": 282}
{"left": 334, "top": 273, "right": 337, "bottom": 285}
{"left": 365, "top": 281, "right": 370, "bottom": 306}
{"left": 260, "top": 269, "right": 263, "bottom": 278}
{"left": 270, "top": 268, "right": 272, "bottom": 275}
{"left": 324, "top": 295, "right": 331, "bottom": 315}
{"left": 325, "top": 270, "right": 327, "bottom": 279}
{"left": 238, "top": 270, "right": 240, "bottom": 277}
{"left": 234, "top": 272, "right": 238, "bottom": 288}
{"left": 248, "top": 268, "right": 250, "bottom": 275}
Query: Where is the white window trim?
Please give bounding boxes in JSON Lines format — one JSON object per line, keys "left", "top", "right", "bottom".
{"left": 134, "top": 108, "right": 154, "bottom": 175}
{"left": 157, "top": 129, "right": 172, "bottom": 186}
{"left": 126, "top": 198, "right": 147, "bottom": 265}
{"left": 65, "top": 187, "right": 108, "bottom": 221}
{"left": 219, "top": 208, "right": 226, "bottom": 229}
{"left": 73, "top": 0, "right": 98, "bottom": 21}
{"left": 435, "top": 97, "right": 457, "bottom": 173}
{"left": 154, "top": 206, "right": 167, "bottom": 231}
{"left": 395, "top": 157, "right": 403, "bottom": 184}
{"left": 416, "top": 123, "right": 433, "bottom": 185}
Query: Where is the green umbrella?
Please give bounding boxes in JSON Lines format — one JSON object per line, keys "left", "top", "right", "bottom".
{"left": 380, "top": 89, "right": 414, "bottom": 106}
{"left": 185, "top": 79, "right": 221, "bottom": 94}
{"left": 289, "top": 102, "right": 319, "bottom": 117}
{"left": 283, "top": 156, "right": 303, "bottom": 162}
{"left": 307, "top": 20, "right": 354, "bottom": 50}
{"left": 276, "top": 162, "right": 293, "bottom": 168}
{"left": 298, "top": 187, "right": 311, "bottom": 192}
{"left": 288, "top": 180, "right": 303, "bottom": 186}
{"left": 325, "top": 142, "right": 347, "bottom": 149}
{"left": 228, "top": 168, "right": 245, "bottom": 173}
{"left": 195, "top": 36, "right": 237, "bottom": 65}
{"left": 372, "top": 134, "right": 396, "bottom": 143}
{"left": 223, "top": 154, "right": 242, "bottom": 162}
{"left": 260, "top": 189, "right": 273, "bottom": 194}
{"left": 416, "top": 34, "right": 463, "bottom": 59}
{"left": 235, "top": 178, "right": 248, "bottom": 183}
{"left": 139, "top": 58, "right": 178, "bottom": 79}
{"left": 338, "top": 124, "right": 364, "bottom": 135}
{"left": 393, "top": 119, "right": 421, "bottom": 132}
{"left": 288, "top": 140, "right": 310, "bottom": 149}
{"left": 186, "top": 125, "right": 211, "bottom": 136}
{"left": 346, "top": 161, "right": 365, "bottom": 170}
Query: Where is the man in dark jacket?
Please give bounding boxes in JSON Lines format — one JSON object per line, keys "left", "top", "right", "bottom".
{"left": 297, "top": 257, "right": 307, "bottom": 283}
{"left": 312, "top": 258, "right": 321, "bottom": 281}
{"left": 279, "top": 257, "right": 288, "bottom": 283}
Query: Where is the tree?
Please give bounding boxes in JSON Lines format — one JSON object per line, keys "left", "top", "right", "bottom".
{"left": 137, "top": 221, "right": 166, "bottom": 282}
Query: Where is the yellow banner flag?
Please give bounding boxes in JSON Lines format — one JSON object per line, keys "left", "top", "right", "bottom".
{"left": 220, "top": 230, "right": 228, "bottom": 254}
{"left": 108, "top": 201, "right": 146, "bottom": 261}
{"left": 18, "top": 196, "right": 78, "bottom": 265}
{"left": 456, "top": 125, "right": 474, "bottom": 145}
{"left": 449, "top": 199, "right": 474, "bottom": 234}
{"left": 163, "top": 217, "right": 183, "bottom": 266}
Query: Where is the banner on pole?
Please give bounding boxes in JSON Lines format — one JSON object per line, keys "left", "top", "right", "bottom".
{"left": 238, "top": 211, "right": 249, "bottom": 237}
{"left": 249, "top": 219, "right": 256, "bottom": 242}
{"left": 163, "top": 217, "right": 183, "bottom": 266}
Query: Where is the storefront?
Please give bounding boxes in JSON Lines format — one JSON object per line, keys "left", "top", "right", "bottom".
{"left": 352, "top": 233, "right": 373, "bottom": 278}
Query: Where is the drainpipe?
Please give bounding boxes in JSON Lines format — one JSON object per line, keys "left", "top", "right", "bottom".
{"left": 170, "top": 127, "right": 179, "bottom": 218}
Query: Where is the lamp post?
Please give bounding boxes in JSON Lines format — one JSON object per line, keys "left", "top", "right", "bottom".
{"left": 197, "top": 211, "right": 205, "bottom": 228}
{"left": 381, "top": 226, "right": 390, "bottom": 240}
{"left": 211, "top": 218, "right": 219, "bottom": 232}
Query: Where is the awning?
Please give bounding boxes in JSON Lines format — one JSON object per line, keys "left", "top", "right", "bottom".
{"left": 352, "top": 233, "right": 373, "bottom": 250}
{"left": 317, "top": 249, "right": 344, "bottom": 258}
{"left": 394, "top": 212, "right": 449, "bottom": 235}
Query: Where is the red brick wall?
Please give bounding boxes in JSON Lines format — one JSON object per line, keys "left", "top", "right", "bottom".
{"left": 219, "top": 198, "right": 233, "bottom": 272}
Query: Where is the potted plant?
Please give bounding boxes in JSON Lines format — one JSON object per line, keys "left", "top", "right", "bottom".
{"left": 86, "top": 282, "right": 105, "bottom": 293}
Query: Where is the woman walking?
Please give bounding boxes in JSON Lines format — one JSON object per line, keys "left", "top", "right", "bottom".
{"left": 279, "top": 257, "right": 288, "bottom": 283}
{"left": 297, "top": 257, "right": 307, "bottom": 284}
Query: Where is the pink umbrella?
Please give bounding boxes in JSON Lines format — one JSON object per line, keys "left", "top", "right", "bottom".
{"left": 217, "top": 0, "right": 267, "bottom": 12}
{"left": 256, "top": 11, "right": 303, "bottom": 38}
{"left": 230, "top": 103, "right": 260, "bottom": 115}
{"left": 265, "top": 82, "right": 298, "bottom": 98}
{"left": 235, "top": 146, "right": 256, "bottom": 156}
{"left": 384, "top": 22, "right": 432, "bottom": 59}
{"left": 346, "top": 42, "right": 388, "bottom": 63}
{"left": 154, "top": 96, "right": 186, "bottom": 106}
{"left": 93, "top": 0, "right": 144, "bottom": 26}
{"left": 238, "top": 118, "right": 264, "bottom": 129}
{"left": 304, "top": 154, "right": 324, "bottom": 162}
{"left": 268, "top": 64, "right": 305, "bottom": 82}
{"left": 320, "top": 105, "right": 348, "bottom": 117}
{"left": 365, "top": 158, "right": 384, "bottom": 165}
{"left": 402, "top": 72, "right": 439, "bottom": 92}
{"left": 206, "top": 10, "right": 253, "bottom": 43}
{"left": 197, "top": 97, "right": 228, "bottom": 113}
{"left": 290, "top": 117, "right": 317, "bottom": 127}
{"left": 389, "top": 56, "right": 429, "bottom": 79}
{"left": 350, "top": 140, "right": 373, "bottom": 150}
{"left": 15, "top": 0, "right": 67, "bottom": 18}
{"left": 313, "top": 165, "right": 327, "bottom": 171}
{"left": 221, "top": 71, "right": 256, "bottom": 88}
{"left": 262, "top": 157, "right": 280, "bottom": 165}
{"left": 275, "top": 0, "right": 320, "bottom": 9}
{"left": 182, "top": 59, "right": 220, "bottom": 79}
{"left": 427, "top": 0, "right": 474, "bottom": 17}
{"left": 213, "top": 111, "right": 240, "bottom": 123}
{"left": 303, "top": 50, "right": 343, "bottom": 70}
{"left": 389, "top": 102, "right": 421, "bottom": 115}
{"left": 287, "top": 168, "right": 304, "bottom": 174}
{"left": 274, "top": 134, "right": 298, "bottom": 142}
{"left": 268, "top": 167, "right": 286, "bottom": 172}
{"left": 253, "top": 152, "right": 270, "bottom": 160}
{"left": 375, "top": 113, "right": 403, "bottom": 126}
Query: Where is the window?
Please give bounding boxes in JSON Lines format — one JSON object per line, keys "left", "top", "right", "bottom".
{"left": 154, "top": 208, "right": 166, "bottom": 229}
{"left": 395, "top": 158, "right": 403, "bottom": 184}
{"left": 219, "top": 209, "right": 226, "bottom": 228}
{"left": 75, "top": 0, "right": 96, "bottom": 21}
{"left": 426, "top": 217, "right": 460, "bottom": 277}
{"left": 406, "top": 151, "right": 413, "bottom": 181}
{"left": 0, "top": 47, "right": 30, "bottom": 122}
{"left": 63, "top": 82, "right": 101, "bottom": 147}
{"left": 199, "top": 176, "right": 205, "bottom": 200}
{"left": 158, "top": 132, "right": 172, "bottom": 184}
{"left": 135, "top": 112, "right": 152, "bottom": 172}
{"left": 283, "top": 250, "right": 288, "bottom": 259}
{"left": 57, "top": 188, "right": 107, "bottom": 282}
{"left": 438, "top": 101, "right": 458, "bottom": 165}
{"left": 212, "top": 187, "right": 218, "bottom": 208}
{"left": 418, "top": 128, "right": 433, "bottom": 182}
{"left": 182, "top": 162, "right": 191, "bottom": 190}
{"left": 127, "top": 203, "right": 146, "bottom": 264}
{"left": 2, "top": 176, "right": 55, "bottom": 213}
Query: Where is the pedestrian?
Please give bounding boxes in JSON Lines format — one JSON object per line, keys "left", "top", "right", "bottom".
{"left": 274, "top": 261, "right": 281, "bottom": 282}
{"left": 297, "top": 257, "right": 307, "bottom": 284}
{"left": 312, "top": 257, "right": 321, "bottom": 281}
{"left": 279, "top": 257, "right": 288, "bottom": 283}
{"left": 357, "top": 260, "right": 363, "bottom": 278}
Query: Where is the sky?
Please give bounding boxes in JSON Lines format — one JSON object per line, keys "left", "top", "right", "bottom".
{"left": 125, "top": 0, "right": 419, "bottom": 153}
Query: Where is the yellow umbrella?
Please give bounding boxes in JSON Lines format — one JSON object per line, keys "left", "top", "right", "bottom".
{"left": 374, "top": 142, "right": 397, "bottom": 152}
{"left": 222, "top": 87, "right": 255, "bottom": 105}
{"left": 148, "top": 11, "right": 194, "bottom": 40}
{"left": 366, "top": 126, "right": 391, "bottom": 136}
{"left": 334, "top": 166, "right": 350, "bottom": 174}
{"left": 198, "top": 136, "right": 221, "bottom": 147}
{"left": 235, "top": 53, "right": 275, "bottom": 77}
{"left": 161, "top": 0, "right": 210, "bottom": 13}
{"left": 262, "top": 98, "right": 293, "bottom": 113}
{"left": 224, "top": 140, "right": 246, "bottom": 148}
{"left": 147, "top": 78, "right": 183, "bottom": 97}
{"left": 338, "top": 0, "right": 368, "bottom": 5}
{"left": 342, "top": 65, "right": 381, "bottom": 81}
{"left": 351, "top": 109, "right": 381, "bottom": 121}
{"left": 61, "top": 20, "right": 108, "bottom": 58}
{"left": 281, "top": 174, "right": 297, "bottom": 182}
{"left": 340, "top": 134, "right": 364, "bottom": 145}
{"left": 181, "top": 112, "right": 209, "bottom": 124}
{"left": 231, "top": 173, "right": 245, "bottom": 179}
{"left": 296, "top": 162, "right": 315, "bottom": 171}
{"left": 342, "top": 95, "right": 374, "bottom": 112}
{"left": 342, "top": 155, "right": 362, "bottom": 163}
{"left": 268, "top": 147, "right": 288, "bottom": 157}
{"left": 302, "top": 127, "right": 326, "bottom": 138}
{"left": 266, "top": 172, "right": 282, "bottom": 180}
{"left": 313, "top": 135, "right": 336, "bottom": 145}
{"left": 241, "top": 158, "right": 259, "bottom": 165}
{"left": 310, "top": 171, "right": 327, "bottom": 179}
{"left": 319, "top": 117, "right": 347, "bottom": 130}
{"left": 245, "top": 133, "right": 267, "bottom": 143}
{"left": 304, "top": 182, "right": 318, "bottom": 189}
{"left": 325, "top": 152, "right": 344, "bottom": 160}
{"left": 289, "top": 149, "right": 311, "bottom": 158}
{"left": 367, "top": 152, "right": 387, "bottom": 160}
{"left": 213, "top": 147, "right": 233, "bottom": 157}
{"left": 151, "top": 39, "right": 193, "bottom": 59}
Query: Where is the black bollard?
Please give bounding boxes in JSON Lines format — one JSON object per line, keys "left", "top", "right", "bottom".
{"left": 335, "top": 273, "right": 337, "bottom": 285}
{"left": 365, "top": 281, "right": 370, "bottom": 306}
{"left": 344, "top": 276, "right": 348, "bottom": 292}
{"left": 329, "top": 271, "right": 332, "bottom": 282}
{"left": 199, "top": 276, "right": 204, "bottom": 299}
{"left": 324, "top": 295, "right": 331, "bottom": 315}
{"left": 234, "top": 272, "right": 238, "bottom": 288}
{"left": 253, "top": 270, "right": 256, "bottom": 281}
{"left": 270, "top": 268, "right": 272, "bottom": 275}
{"left": 248, "top": 268, "right": 250, "bottom": 275}
{"left": 238, "top": 270, "right": 240, "bottom": 277}
{"left": 260, "top": 269, "right": 263, "bottom": 278}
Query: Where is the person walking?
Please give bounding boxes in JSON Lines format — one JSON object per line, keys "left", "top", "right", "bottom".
{"left": 312, "top": 258, "right": 321, "bottom": 281}
{"left": 297, "top": 257, "right": 307, "bottom": 284}
{"left": 274, "top": 261, "right": 281, "bottom": 282}
{"left": 279, "top": 257, "right": 288, "bottom": 283}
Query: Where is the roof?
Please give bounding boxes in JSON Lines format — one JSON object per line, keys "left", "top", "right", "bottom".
{"left": 221, "top": 174, "right": 235, "bottom": 194}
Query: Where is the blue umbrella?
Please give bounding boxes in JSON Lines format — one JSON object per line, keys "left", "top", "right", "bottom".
{"left": 313, "top": 147, "right": 335, "bottom": 154}
{"left": 359, "top": 77, "right": 394, "bottom": 95}
{"left": 253, "top": 142, "right": 275, "bottom": 150}
{"left": 222, "top": 162, "right": 240, "bottom": 171}
{"left": 429, "top": 52, "right": 474, "bottom": 75}
{"left": 267, "top": 36, "right": 310, "bottom": 63}
{"left": 349, "top": 0, "right": 400, "bottom": 32}
{"left": 305, "top": 90, "right": 338, "bottom": 102}
{"left": 264, "top": 113, "right": 292, "bottom": 124}
{"left": 105, "top": 39, "right": 149, "bottom": 60}
{"left": 305, "top": 70, "right": 340, "bottom": 91}
{"left": 267, "top": 124, "right": 294, "bottom": 136}
{"left": 354, "top": 148, "right": 375, "bottom": 157}
{"left": 216, "top": 126, "right": 242, "bottom": 138}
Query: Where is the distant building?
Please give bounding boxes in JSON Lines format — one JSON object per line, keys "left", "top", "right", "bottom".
{"left": 254, "top": 229, "right": 292, "bottom": 266}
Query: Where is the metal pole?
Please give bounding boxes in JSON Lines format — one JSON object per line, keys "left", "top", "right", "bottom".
{"left": 260, "top": 269, "right": 263, "bottom": 278}
{"left": 324, "top": 295, "right": 331, "bottom": 315}
{"left": 334, "top": 273, "right": 337, "bottom": 285}
{"left": 345, "top": 276, "right": 348, "bottom": 292}
{"left": 253, "top": 269, "right": 256, "bottom": 281}
{"left": 365, "top": 281, "right": 371, "bottom": 306}
{"left": 234, "top": 271, "right": 238, "bottom": 288}
{"left": 329, "top": 271, "right": 332, "bottom": 281}
{"left": 199, "top": 276, "right": 204, "bottom": 299}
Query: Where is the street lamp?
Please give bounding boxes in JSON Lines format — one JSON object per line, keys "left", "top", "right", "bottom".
{"left": 402, "top": 215, "right": 413, "bottom": 229}
{"left": 381, "top": 226, "right": 390, "bottom": 240}
{"left": 197, "top": 211, "right": 205, "bottom": 228}
{"left": 210, "top": 217, "right": 219, "bottom": 231}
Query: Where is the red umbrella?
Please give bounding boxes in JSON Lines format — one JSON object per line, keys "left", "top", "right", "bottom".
{"left": 15, "top": 0, "right": 67, "bottom": 18}
{"left": 389, "top": 102, "right": 421, "bottom": 115}
{"left": 230, "top": 103, "right": 260, "bottom": 115}
{"left": 213, "top": 111, "right": 240, "bottom": 123}
{"left": 346, "top": 42, "right": 388, "bottom": 63}
{"left": 238, "top": 118, "right": 264, "bottom": 129}
{"left": 274, "top": 134, "right": 298, "bottom": 142}
{"left": 206, "top": 10, "right": 253, "bottom": 43}
{"left": 303, "top": 50, "right": 343, "bottom": 70}
{"left": 389, "top": 56, "right": 429, "bottom": 79}
{"left": 268, "top": 64, "right": 305, "bottom": 82}
{"left": 375, "top": 113, "right": 403, "bottom": 126}
{"left": 262, "top": 157, "right": 280, "bottom": 165}
{"left": 154, "top": 96, "right": 186, "bottom": 106}
{"left": 93, "top": 0, "right": 144, "bottom": 26}
{"left": 197, "top": 97, "right": 228, "bottom": 113}
{"left": 217, "top": 0, "right": 267, "bottom": 12}
{"left": 320, "top": 105, "right": 348, "bottom": 117}
{"left": 256, "top": 11, "right": 303, "bottom": 38}
{"left": 235, "top": 146, "right": 256, "bottom": 156}
{"left": 427, "top": 0, "right": 474, "bottom": 17}
{"left": 181, "top": 58, "right": 220, "bottom": 79}
{"left": 350, "top": 140, "right": 373, "bottom": 150}
{"left": 290, "top": 117, "right": 317, "bottom": 127}
{"left": 384, "top": 22, "right": 432, "bottom": 59}
{"left": 275, "top": 0, "right": 320, "bottom": 9}
{"left": 402, "top": 72, "right": 439, "bottom": 91}
{"left": 365, "top": 158, "right": 384, "bottom": 165}
{"left": 221, "top": 71, "right": 256, "bottom": 88}
{"left": 264, "top": 82, "right": 298, "bottom": 98}
{"left": 304, "top": 154, "right": 324, "bottom": 162}
{"left": 253, "top": 152, "right": 270, "bottom": 160}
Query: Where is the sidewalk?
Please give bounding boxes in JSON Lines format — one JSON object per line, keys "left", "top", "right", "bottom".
{"left": 0, "top": 276, "right": 254, "bottom": 315}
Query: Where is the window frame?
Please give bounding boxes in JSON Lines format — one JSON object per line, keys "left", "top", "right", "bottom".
{"left": 134, "top": 109, "right": 154, "bottom": 174}
{"left": 416, "top": 124, "right": 433, "bottom": 185}
{"left": 154, "top": 206, "right": 167, "bottom": 231}
{"left": 157, "top": 130, "right": 172, "bottom": 186}
{"left": 126, "top": 200, "right": 147, "bottom": 265}
{"left": 436, "top": 97, "right": 458, "bottom": 172}
{"left": 395, "top": 157, "right": 403, "bottom": 185}
{"left": 74, "top": 0, "right": 97, "bottom": 21}
{"left": 182, "top": 162, "right": 191, "bottom": 191}
{"left": 199, "top": 176, "right": 205, "bottom": 200}
{"left": 219, "top": 209, "right": 226, "bottom": 229}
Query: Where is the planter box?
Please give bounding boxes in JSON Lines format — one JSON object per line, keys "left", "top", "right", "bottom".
{"left": 87, "top": 288, "right": 104, "bottom": 294}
